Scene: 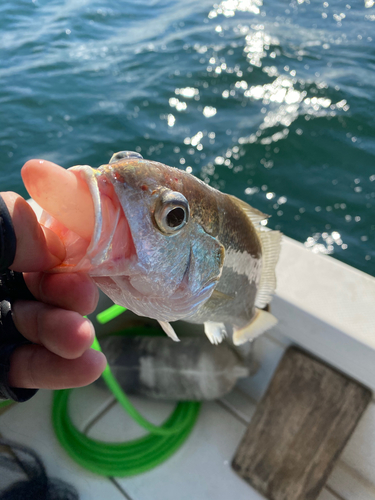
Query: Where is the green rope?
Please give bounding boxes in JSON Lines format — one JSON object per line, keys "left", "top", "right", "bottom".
{"left": 96, "top": 304, "right": 125, "bottom": 324}
{"left": 0, "top": 400, "right": 13, "bottom": 409}
{"left": 52, "top": 306, "right": 201, "bottom": 476}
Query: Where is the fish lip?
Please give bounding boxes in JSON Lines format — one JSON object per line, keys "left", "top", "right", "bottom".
{"left": 69, "top": 165, "right": 107, "bottom": 262}
{"left": 69, "top": 165, "right": 137, "bottom": 273}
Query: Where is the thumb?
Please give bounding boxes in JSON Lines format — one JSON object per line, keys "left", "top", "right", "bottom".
{"left": 2, "top": 192, "right": 65, "bottom": 272}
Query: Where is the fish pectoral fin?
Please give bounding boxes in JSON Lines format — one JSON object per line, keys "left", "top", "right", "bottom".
{"left": 204, "top": 321, "right": 227, "bottom": 345}
{"left": 232, "top": 308, "right": 278, "bottom": 346}
{"left": 210, "top": 289, "right": 234, "bottom": 301}
{"left": 158, "top": 320, "right": 180, "bottom": 342}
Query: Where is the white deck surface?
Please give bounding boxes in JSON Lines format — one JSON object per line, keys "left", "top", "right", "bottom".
{"left": 273, "top": 237, "right": 375, "bottom": 393}
{"left": 1, "top": 382, "right": 374, "bottom": 500}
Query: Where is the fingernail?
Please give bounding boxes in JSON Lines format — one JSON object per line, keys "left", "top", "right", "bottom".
{"left": 89, "top": 349, "right": 107, "bottom": 371}
{"left": 84, "top": 318, "right": 95, "bottom": 343}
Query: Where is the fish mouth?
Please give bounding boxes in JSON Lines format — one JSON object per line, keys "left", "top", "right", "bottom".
{"left": 44, "top": 165, "right": 137, "bottom": 275}
{"left": 83, "top": 167, "right": 137, "bottom": 276}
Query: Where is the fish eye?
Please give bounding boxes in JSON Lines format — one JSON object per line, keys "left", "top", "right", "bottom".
{"left": 109, "top": 151, "right": 143, "bottom": 163}
{"left": 155, "top": 191, "right": 190, "bottom": 234}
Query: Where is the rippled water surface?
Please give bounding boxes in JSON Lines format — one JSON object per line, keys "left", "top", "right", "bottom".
{"left": 1, "top": 0, "right": 375, "bottom": 275}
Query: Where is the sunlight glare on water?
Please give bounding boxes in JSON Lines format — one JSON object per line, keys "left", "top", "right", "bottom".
{"left": 0, "top": 0, "right": 374, "bottom": 274}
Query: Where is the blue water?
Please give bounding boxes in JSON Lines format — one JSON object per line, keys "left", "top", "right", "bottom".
{"left": 1, "top": 0, "right": 374, "bottom": 275}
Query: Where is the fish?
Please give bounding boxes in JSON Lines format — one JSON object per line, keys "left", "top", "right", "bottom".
{"left": 35, "top": 151, "right": 282, "bottom": 345}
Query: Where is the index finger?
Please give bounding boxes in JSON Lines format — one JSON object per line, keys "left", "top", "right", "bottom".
{"left": 1, "top": 192, "right": 65, "bottom": 272}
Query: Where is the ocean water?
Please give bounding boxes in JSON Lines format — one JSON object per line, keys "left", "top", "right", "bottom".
{"left": 1, "top": 0, "right": 374, "bottom": 275}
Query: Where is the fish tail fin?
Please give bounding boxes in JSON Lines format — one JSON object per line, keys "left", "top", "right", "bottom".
{"left": 255, "top": 229, "right": 282, "bottom": 309}
{"left": 232, "top": 308, "right": 278, "bottom": 345}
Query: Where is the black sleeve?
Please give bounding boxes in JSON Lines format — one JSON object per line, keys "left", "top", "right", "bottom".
{"left": 0, "top": 196, "right": 38, "bottom": 403}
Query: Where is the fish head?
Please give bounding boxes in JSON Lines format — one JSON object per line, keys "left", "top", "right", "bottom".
{"left": 75, "top": 152, "right": 225, "bottom": 321}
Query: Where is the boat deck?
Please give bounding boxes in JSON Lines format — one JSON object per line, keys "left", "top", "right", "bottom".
{"left": 1, "top": 335, "right": 374, "bottom": 500}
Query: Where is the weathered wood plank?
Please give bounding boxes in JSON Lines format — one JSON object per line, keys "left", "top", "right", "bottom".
{"left": 232, "top": 347, "right": 372, "bottom": 500}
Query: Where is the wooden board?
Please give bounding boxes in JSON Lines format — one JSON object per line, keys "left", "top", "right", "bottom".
{"left": 232, "top": 347, "right": 372, "bottom": 500}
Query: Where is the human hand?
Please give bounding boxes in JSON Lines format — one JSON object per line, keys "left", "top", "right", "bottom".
{"left": 1, "top": 191, "right": 106, "bottom": 391}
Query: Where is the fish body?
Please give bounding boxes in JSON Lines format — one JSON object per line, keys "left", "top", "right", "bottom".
{"left": 39, "top": 152, "right": 281, "bottom": 345}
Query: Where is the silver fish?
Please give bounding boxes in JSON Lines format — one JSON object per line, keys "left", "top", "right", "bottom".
{"left": 41, "top": 151, "right": 281, "bottom": 345}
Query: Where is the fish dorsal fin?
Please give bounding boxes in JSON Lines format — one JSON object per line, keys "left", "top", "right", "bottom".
{"left": 228, "top": 195, "right": 269, "bottom": 226}
{"left": 255, "top": 229, "right": 282, "bottom": 309}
